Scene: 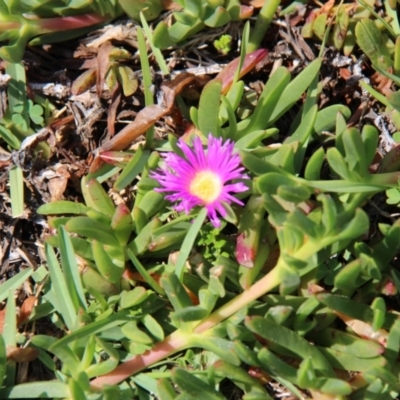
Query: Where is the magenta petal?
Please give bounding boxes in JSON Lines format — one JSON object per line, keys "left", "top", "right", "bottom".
{"left": 151, "top": 134, "right": 249, "bottom": 225}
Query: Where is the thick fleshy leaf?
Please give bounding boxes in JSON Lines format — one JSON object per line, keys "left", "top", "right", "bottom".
{"left": 65, "top": 217, "right": 120, "bottom": 247}
{"left": 246, "top": 316, "right": 334, "bottom": 376}
{"left": 172, "top": 368, "right": 224, "bottom": 399}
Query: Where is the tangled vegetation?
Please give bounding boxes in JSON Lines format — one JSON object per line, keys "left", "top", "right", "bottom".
{"left": 2, "top": 0, "right": 400, "bottom": 399}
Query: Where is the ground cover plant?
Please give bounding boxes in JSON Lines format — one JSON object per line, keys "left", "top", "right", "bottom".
{"left": 3, "top": 0, "right": 400, "bottom": 399}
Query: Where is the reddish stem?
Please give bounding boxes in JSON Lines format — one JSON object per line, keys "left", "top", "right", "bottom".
{"left": 90, "top": 330, "right": 188, "bottom": 390}
{"left": 0, "top": 21, "right": 21, "bottom": 30}
{"left": 35, "top": 13, "right": 110, "bottom": 32}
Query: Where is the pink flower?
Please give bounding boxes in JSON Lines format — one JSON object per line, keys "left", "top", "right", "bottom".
{"left": 151, "top": 134, "right": 249, "bottom": 227}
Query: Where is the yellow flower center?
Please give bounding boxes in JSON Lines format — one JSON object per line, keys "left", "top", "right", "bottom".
{"left": 189, "top": 171, "right": 222, "bottom": 204}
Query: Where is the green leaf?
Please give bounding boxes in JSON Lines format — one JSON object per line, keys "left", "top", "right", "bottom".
{"left": 198, "top": 80, "right": 222, "bottom": 137}
{"left": 385, "top": 319, "right": 400, "bottom": 366}
{"left": 307, "top": 328, "right": 384, "bottom": 358}
{"left": 257, "top": 173, "right": 300, "bottom": 198}
{"left": 326, "top": 147, "right": 354, "bottom": 180}
{"left": 59, "top": 226, "right": 87, "bottom": 311}
{"left": 356, "top": 19, "right": 392, "bottom": 68}
{"left": 0, "top": 381, "right": 69, "bottom": 399}
{"left": 37, "top": 201, "right": 89, "bottom": 215}
{"left": 258, "top": 347, "right": 298, "bottom": 384}
{"left": 204, "top": 6, "right": 231, "bottom": 28}
{"left": 175, "top": 208, "right": 207, "bottom": 280}
{"left": 139, "top": 12, "right": 169, "bottom": 74}
{"left": 316, "top": 347, "right": 386, "bottom": 372}
{"left": 277, "top": 185, "right": 312, "bottom": 204}
{"left": 233, "top": 341, "right": 261, "bottom": 367}
{"left": 314, "top": 105, "right": 351, "bottom": 133}
{"left": 65, "top": 217, "right": 120, "bottom": 247}
{"left": 304, "top": 147, "right": 325, "bottom": 180}
{"left": 49, "top": 310, "right": 130, "bottom": 352}
{"left": 220, "top": 95, "right": 237, "bottom": 139}
{"left": 317, "top": 293, "right": 374, "bottom": 323}
{"left": 137, "top": 190, "right": 165, "bottom": 218}
{"left": 371, "top": 297, "right": 386, "bottom": 332}
{"left": 87, "top": 358, "right": 120, "bottom": 379}
{"left": 69, "top": 378, "right": 86, "bottom": 400}
{"left": 127, "top": 250, "right": 165, "bottom": 295}
{"left": 9, "top": 165, "right": 24, "bottom": 218}
{"left": 157, "top": 378, "right": 177, "bottom": 400}
{"left": 92, "top": 240, "right": 124, "bottom": 283}
{"left": 246, "top": 316, "right": 334, "bottom": 376}
{"left": 111, "top": 203, "right": 133, "bottom": 245}
{"left": 81, "top": 267, "right": 119, "bottom": 296}
{"left": 128, "top": 217, "right": 162, "bottom": 255}
{"left": 286, "top": 105, "right": 318, "bottom": 172}
{"left": 362, "top": 125, "right": 379, "bottom": 168}
{"left": 173, "top": 306, "right": 209, "bottom": 322}
{"left": 190, "top": 335, "right": 241, "bottom": 366}
{"left": 4, "top": 291, "right": 16, "bottom": 386}
{"left": 3, "top": 291, "right": 16, "bottom": 349}
{"left": 334, "top": 259, "right": 364, "bottom": 290}
{"left": 0, "top": 124, "right": 20, "bottom": 148}
{"left": 0, "top": 268, "right": 33, "bottom": 303}
{"left": 278, "top": 263, "right": 301, "bottom": 295}
{"left": 333, "top": 6, "right": 349, "bottom": 50}
{"left": 45, "top": 244, "right": 77, "bottom": 331}
{"left": 336, "top": 209, "right": 369, "bottom": 243}
{"left": 6, "top": 62, "right": 27, "bottom": 109}
{"left": 342, "top": 127, "right": 367, "bottom": 175}
{"left": 161, "top": 274, "right": 193, "bottom": 311}
{"left": 297, "top": 357, "right": 316, "bottom": 389}
{"left": 269, "top": 58, "right": 322, "bottom": 124}
{"left": 142, "top": 314, "right": 164, "bottom": 342}
{"left": 149, "top": 229, "right": 188, "bottom": 253}
{"left": 236, "top": 195, "right": 265, "bottom": 269}
{"left": 121, "top": 322, "right": 152, "bottom": 344}
{"left": 312, "top": 13, "right": 327, "bottom": 41}
{"left": 119, "top": 287, "right": 148, "bottom": 309}
{"left": 121, "top": 0, "right": 163, "bottom": 21}
{"left": 172, "top": 368, "right": 224, "bottom": 400}
{"left": 84, "top": 178, "right": 115, "bottom": 218}
{"left": 116, "top": 65, "right": 138, "bottom": 97}
{"left": 114, "top": 146, "right": 150, "bottom": 191}
{"left": 237, "top": 66, "right": 290, "bottom": 136}
{"left": 153, "top": 21, "right": 176, "bottom": 48}
{"left": 235, "top": 128, "right": 278, "bottom": 149}
{"left": 316, "top": 377, "right": 352, "bottom": 396}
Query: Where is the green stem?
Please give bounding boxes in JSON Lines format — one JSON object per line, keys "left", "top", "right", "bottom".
{"left": 247, "top": 0, "right": 280, "bottom": 53}
{"left": 194, "top": 267, "right": 281, "bottom": 333}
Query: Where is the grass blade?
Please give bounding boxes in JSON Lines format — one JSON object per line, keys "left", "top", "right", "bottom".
{"left": 3, "top": 291, "right": 16, "bottom": 387}
{"left": 45, "top": 243, "right": 77, "bottom": 331}
{"left": 9, "top": 165, "right": 24, "bottom": 218}
{"left": 0, "top": 268, "right": 33, "bottom": 303}
{"left": 137, "top": 24, "right": 156, "bottom": 148}
{"left": 175, "top": 208, "right": 207, "bottom": 281}
{"left": 59, "top": 225, "right": 87, "bottom": 312}
{"left": 140, "top": 12, "right": 169, "bottom": 75}
{"left": 127, "top": 249, "right": 165, "bottom": 295}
